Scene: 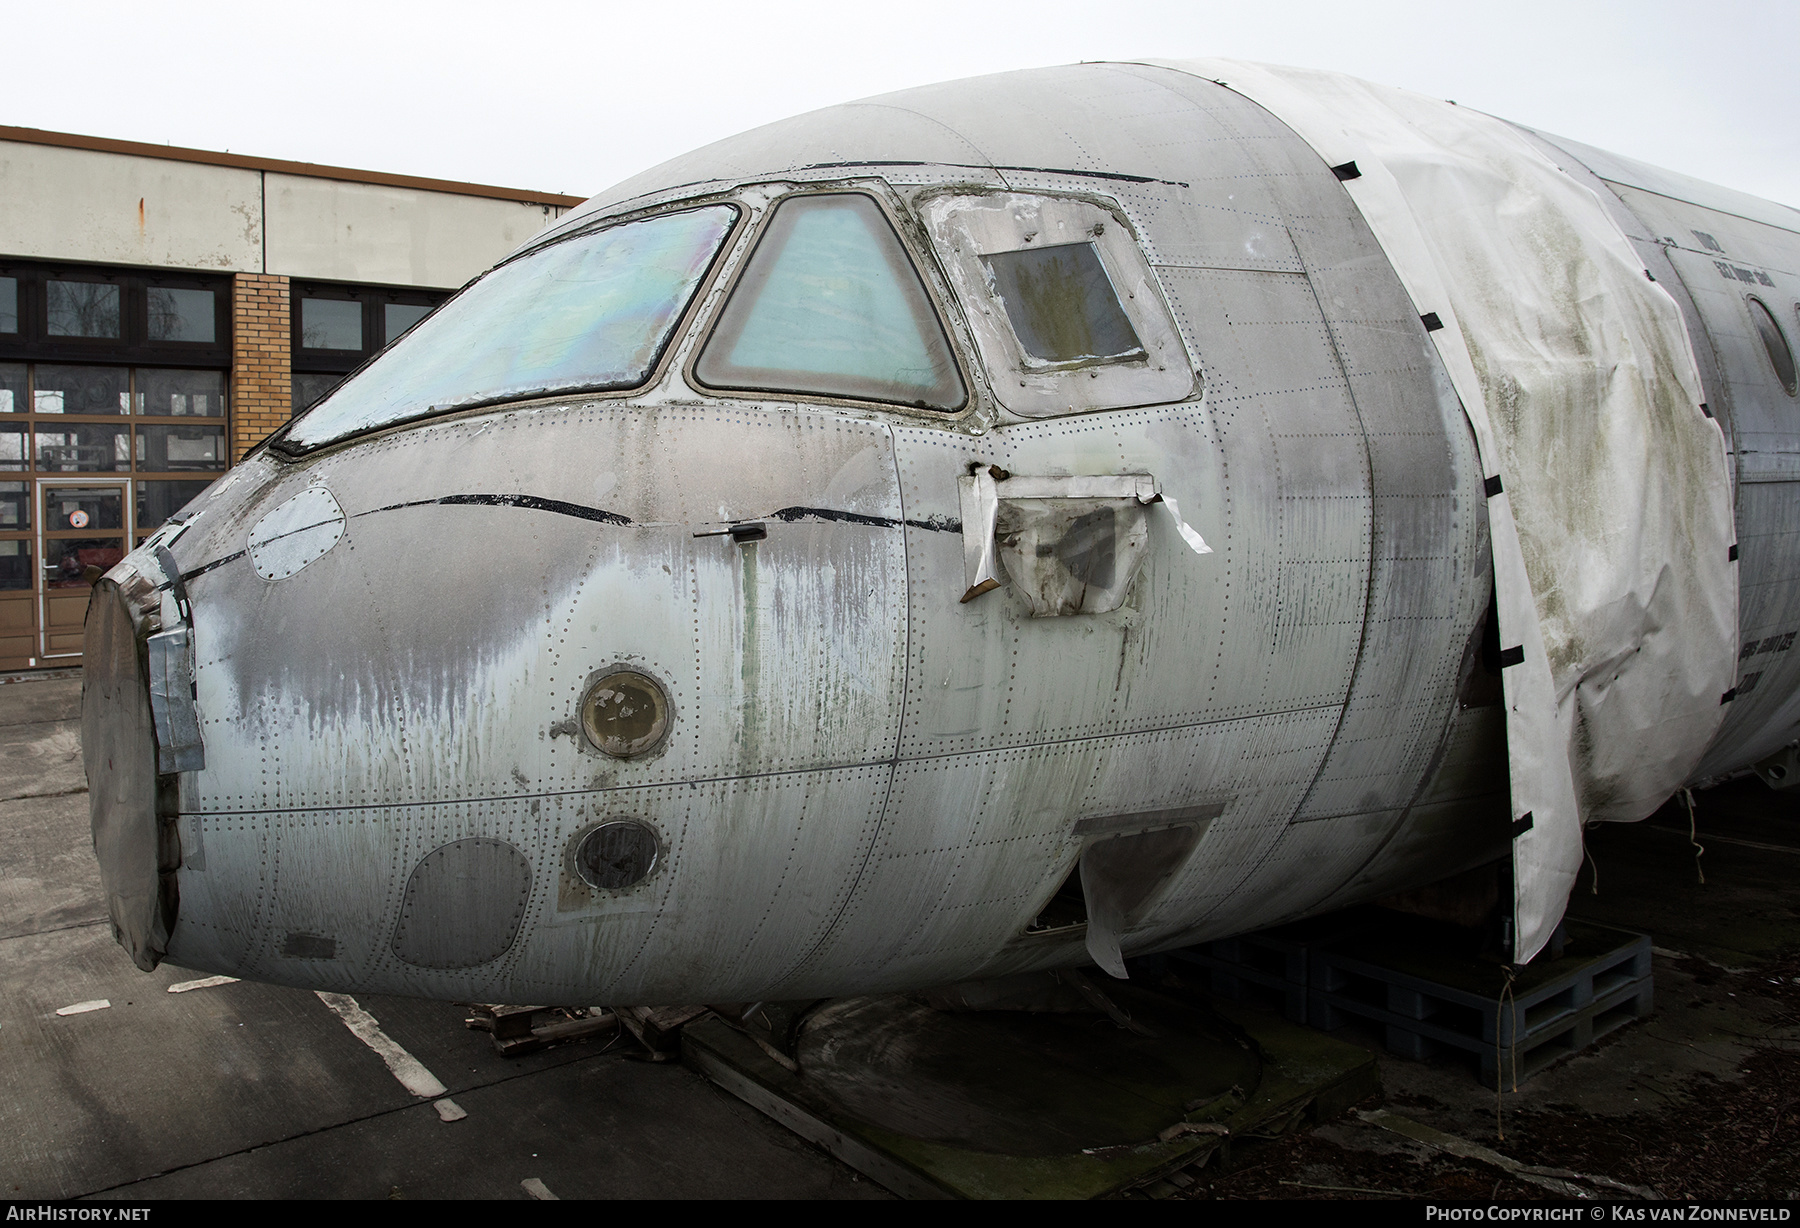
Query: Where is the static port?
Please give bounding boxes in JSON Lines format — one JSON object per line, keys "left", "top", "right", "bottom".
{"left": 580, "top": 670, "right": 669, "bottom": 758}
{"left": 575, "top": 821, "right": 661, "bottom": 890}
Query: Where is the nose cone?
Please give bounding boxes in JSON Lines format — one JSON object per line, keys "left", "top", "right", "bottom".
{"left": 82, "top": 574, "right": 173, "bottom": 972}
{"left": 105, "top": 400, "right": 914, "bottom": 1002}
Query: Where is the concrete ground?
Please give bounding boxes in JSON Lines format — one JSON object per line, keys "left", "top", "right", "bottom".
{"left": 3, "top": 670, "right": 1795, "bottom": 1200}
{"left": 0, "top": 674, "right": 881, "bottom": 1201}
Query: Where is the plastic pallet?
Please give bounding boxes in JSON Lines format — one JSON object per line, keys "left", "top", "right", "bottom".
{"left": 1308, "top": 923, "right": 1653, "bottom": 1087}
{"left": 1166, "top": 913, "right": 1380, "bottom": 1024}
{"left": 1167, "top": 933, "right": 1311, "bottom": 1023}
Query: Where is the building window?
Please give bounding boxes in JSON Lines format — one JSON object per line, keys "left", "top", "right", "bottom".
{"left": 291, "top": 281, "right": 448, "bottom": 414}
{"left": 146, "top": 286, "right": 218, "bottom": 344}
{"left": 0, "top": 358, "right": 228, "bottom": 668}
{"left": 46, "top": 280, "right": 121, "bottom": 339}
{"left": 0, "top": 364, "right": 227, "bottom": 508}
{"left": 0, "top": 261, "right": 230, "bottom": 367}
{"left": 300, "top": 296, "right": 363, "bottom": 351}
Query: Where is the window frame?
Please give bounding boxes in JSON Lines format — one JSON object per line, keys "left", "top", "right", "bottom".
{"left": 683, "top": 185, "right": 976, "bottom": 420}
{"left": 291, "top": 282, "right": 453, "bottom": 376}
{"left": 140, "top": 272, "right": 231, "bottom": 355}
{"left": 1746, "top": 295, "right": 1798, "bottom": 398}
{"left": 0, "top": 261, "right": 231, "bottom": 368}
{"left": 0, "top": 362, "right": 228, "bottom": 544}
{"left": 270, "top": 197, "right": 749, "bottom": 456}
{"left": 916, "top": 189, "right": 1194, "bottom": 419}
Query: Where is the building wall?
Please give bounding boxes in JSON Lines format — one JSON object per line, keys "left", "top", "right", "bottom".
{"left": 0, "top": 130, "right": 583, "bottom": 670}
{"left": 1, "top": 132, "right": 582, "bottom": 461}
{"left": 232, "top": 275, "right": 293, "bottom": 459}
{"left": 265, "top": 175, "right": 560, "bottom": 288}
{"left": 0, "top": 142, "right": 263, "bottom": 273}
{"left": 0, "top": 138, "right": 571, "bottom": 288}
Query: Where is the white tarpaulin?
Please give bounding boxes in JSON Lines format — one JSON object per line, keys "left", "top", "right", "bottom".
{"left": 1149, "top": 60, "right": 1739, "bottom": 962}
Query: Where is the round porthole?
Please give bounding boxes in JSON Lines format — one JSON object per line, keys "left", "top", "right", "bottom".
{"left": 1748, "top": 296, "right": 1796, "bottom": 396}
{"left": 575, "top": 821, "right": 661, "bottom": 890}
{"left": 579, "top": 669, "right": 670, "bottom": 758}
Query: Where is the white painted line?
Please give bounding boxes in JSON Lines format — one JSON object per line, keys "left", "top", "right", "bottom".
{"left": 56, "top": 999, "right": 110, "bottom": 1016}
{"left": 314, "top": 991, "right": 448, "bottom": 1098}
{"left": 1650, "top": 946, "right": 1751, "bottom": 973}
{"left": 434, "top": 1098, "right": 468, "bottom": 1122}
{"left": 520, "top": 1178, "right": 558, "bottom": 1201}
{"left": 168, "top": 975, "right": 239, "bottom": 994}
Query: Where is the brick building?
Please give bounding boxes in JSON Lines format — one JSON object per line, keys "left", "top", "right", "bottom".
{"left": 0, "top": 127, "right": 582, "bottom": 670}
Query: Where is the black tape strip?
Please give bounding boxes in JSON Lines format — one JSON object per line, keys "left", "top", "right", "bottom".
{"left": 361, "top": 493, "right": 633, "bottom": 526}
{"left": 1701, "top": 403, "right": 1713, "bottom": 419}
{"left": 1484, "top": 474, "right": 1504, "bottom": 498}
{"left": 1498, "top": 645, "right": 1525, "bottom": 669}
{"left": 154, "top": 546, "right": 192, "bottom": 621}
{"left": 1421, "top": 312, "right": 1444, "bottom": 332}
{"left": 1331, "top": 160, "right": 1362, "bottom": 181}
{"left": 1512, "top": 812, "right": 1534, "bottom": 839}
{"left": 433, "top": 493, "right": 632, "bottom": 525}
{"left": 1729, "top": 543, "right": 1739, "bottom": 561}
{"left": 765, "top": 506, "right": 962, "bottom": 533}
{"left": 767, "top": 505, "right": 898, "bottom": 529}
{"left": 790, "top": 160, "right": 1189, "bottom": 188}
{"left": 181, "top": 549, "right": 247, "bottom": 583}
{"left": 1721, "top": 688, "right": 1738, "bottom": 704}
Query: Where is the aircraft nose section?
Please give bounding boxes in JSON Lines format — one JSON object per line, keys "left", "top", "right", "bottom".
{"left": 82, "top": 572, "right": 178, "bottom": 971}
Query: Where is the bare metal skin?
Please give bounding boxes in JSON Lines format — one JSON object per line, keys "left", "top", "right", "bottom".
{"left": 85, "top": 63, "right": 1800, "bottom": 1003}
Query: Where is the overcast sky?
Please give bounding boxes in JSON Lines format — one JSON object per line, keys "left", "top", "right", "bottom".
{"left": 5, "top": 0, "right": 1796, "bottom": 207}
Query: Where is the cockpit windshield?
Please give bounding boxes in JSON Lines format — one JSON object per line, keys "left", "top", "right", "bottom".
{"left": 281, "top": 204, "right": 739, "bottom": 451}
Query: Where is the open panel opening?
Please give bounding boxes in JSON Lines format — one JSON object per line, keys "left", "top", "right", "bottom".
{"left": 1025, "top": 861, "right": 1088, "bottom": 934}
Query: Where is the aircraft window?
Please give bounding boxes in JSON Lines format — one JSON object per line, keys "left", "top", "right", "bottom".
{"left": 692, "top": 194, "right": 965, "bottom": 411}
{"left": 919, "top": 192, "right": 1192, "bottom": 418}
{"left": 981, "top": 242, "right": 1145, "bottom": 369}
{"left": 1748, "top": 296, "right": 1796, "bottom": 396}
{"left": 282, "top": 204, "right": 739, "bottom": 451}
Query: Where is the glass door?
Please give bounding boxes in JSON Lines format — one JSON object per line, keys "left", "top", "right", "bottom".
{"left": 0, "top": 482, "right": 31, "bottom": 668}
{"left": 37, "top": 479, "right": 129, "bottom": 660}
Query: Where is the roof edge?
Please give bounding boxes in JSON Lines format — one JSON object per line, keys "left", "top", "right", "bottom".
{"left": 0, "top": 124, "right": 587, "bottom": 208}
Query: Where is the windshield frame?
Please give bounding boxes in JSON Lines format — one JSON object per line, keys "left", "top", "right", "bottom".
{"left": 683, "top": 185, "right": 975, "bottom": 421}
{"left": 268, "top": 197, "right": 747, "bottom": 457}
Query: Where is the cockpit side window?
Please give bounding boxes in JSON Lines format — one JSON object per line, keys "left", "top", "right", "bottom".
{"left": 692, "top": 193, "right": 966, "bottom": 411}
{"left": 1747, "top": 295, "right": 1796, "bottom": 397}
{"left": 920, "top": 191, "right": 1193, "bottom": 418}
{"left": 981, "top": 242, "right": 1146, "bottom": 370}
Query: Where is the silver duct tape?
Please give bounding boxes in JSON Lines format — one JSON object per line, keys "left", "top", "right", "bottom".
{"left": 147, "top": 627, "right": 205, "bottom": 774}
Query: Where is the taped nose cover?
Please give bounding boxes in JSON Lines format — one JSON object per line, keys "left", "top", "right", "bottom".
{"left": 83, "top": 580, "right": 175, "bottom": 972}
{"left": 392, "top": 839, "right": 532, "bottom": 969}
